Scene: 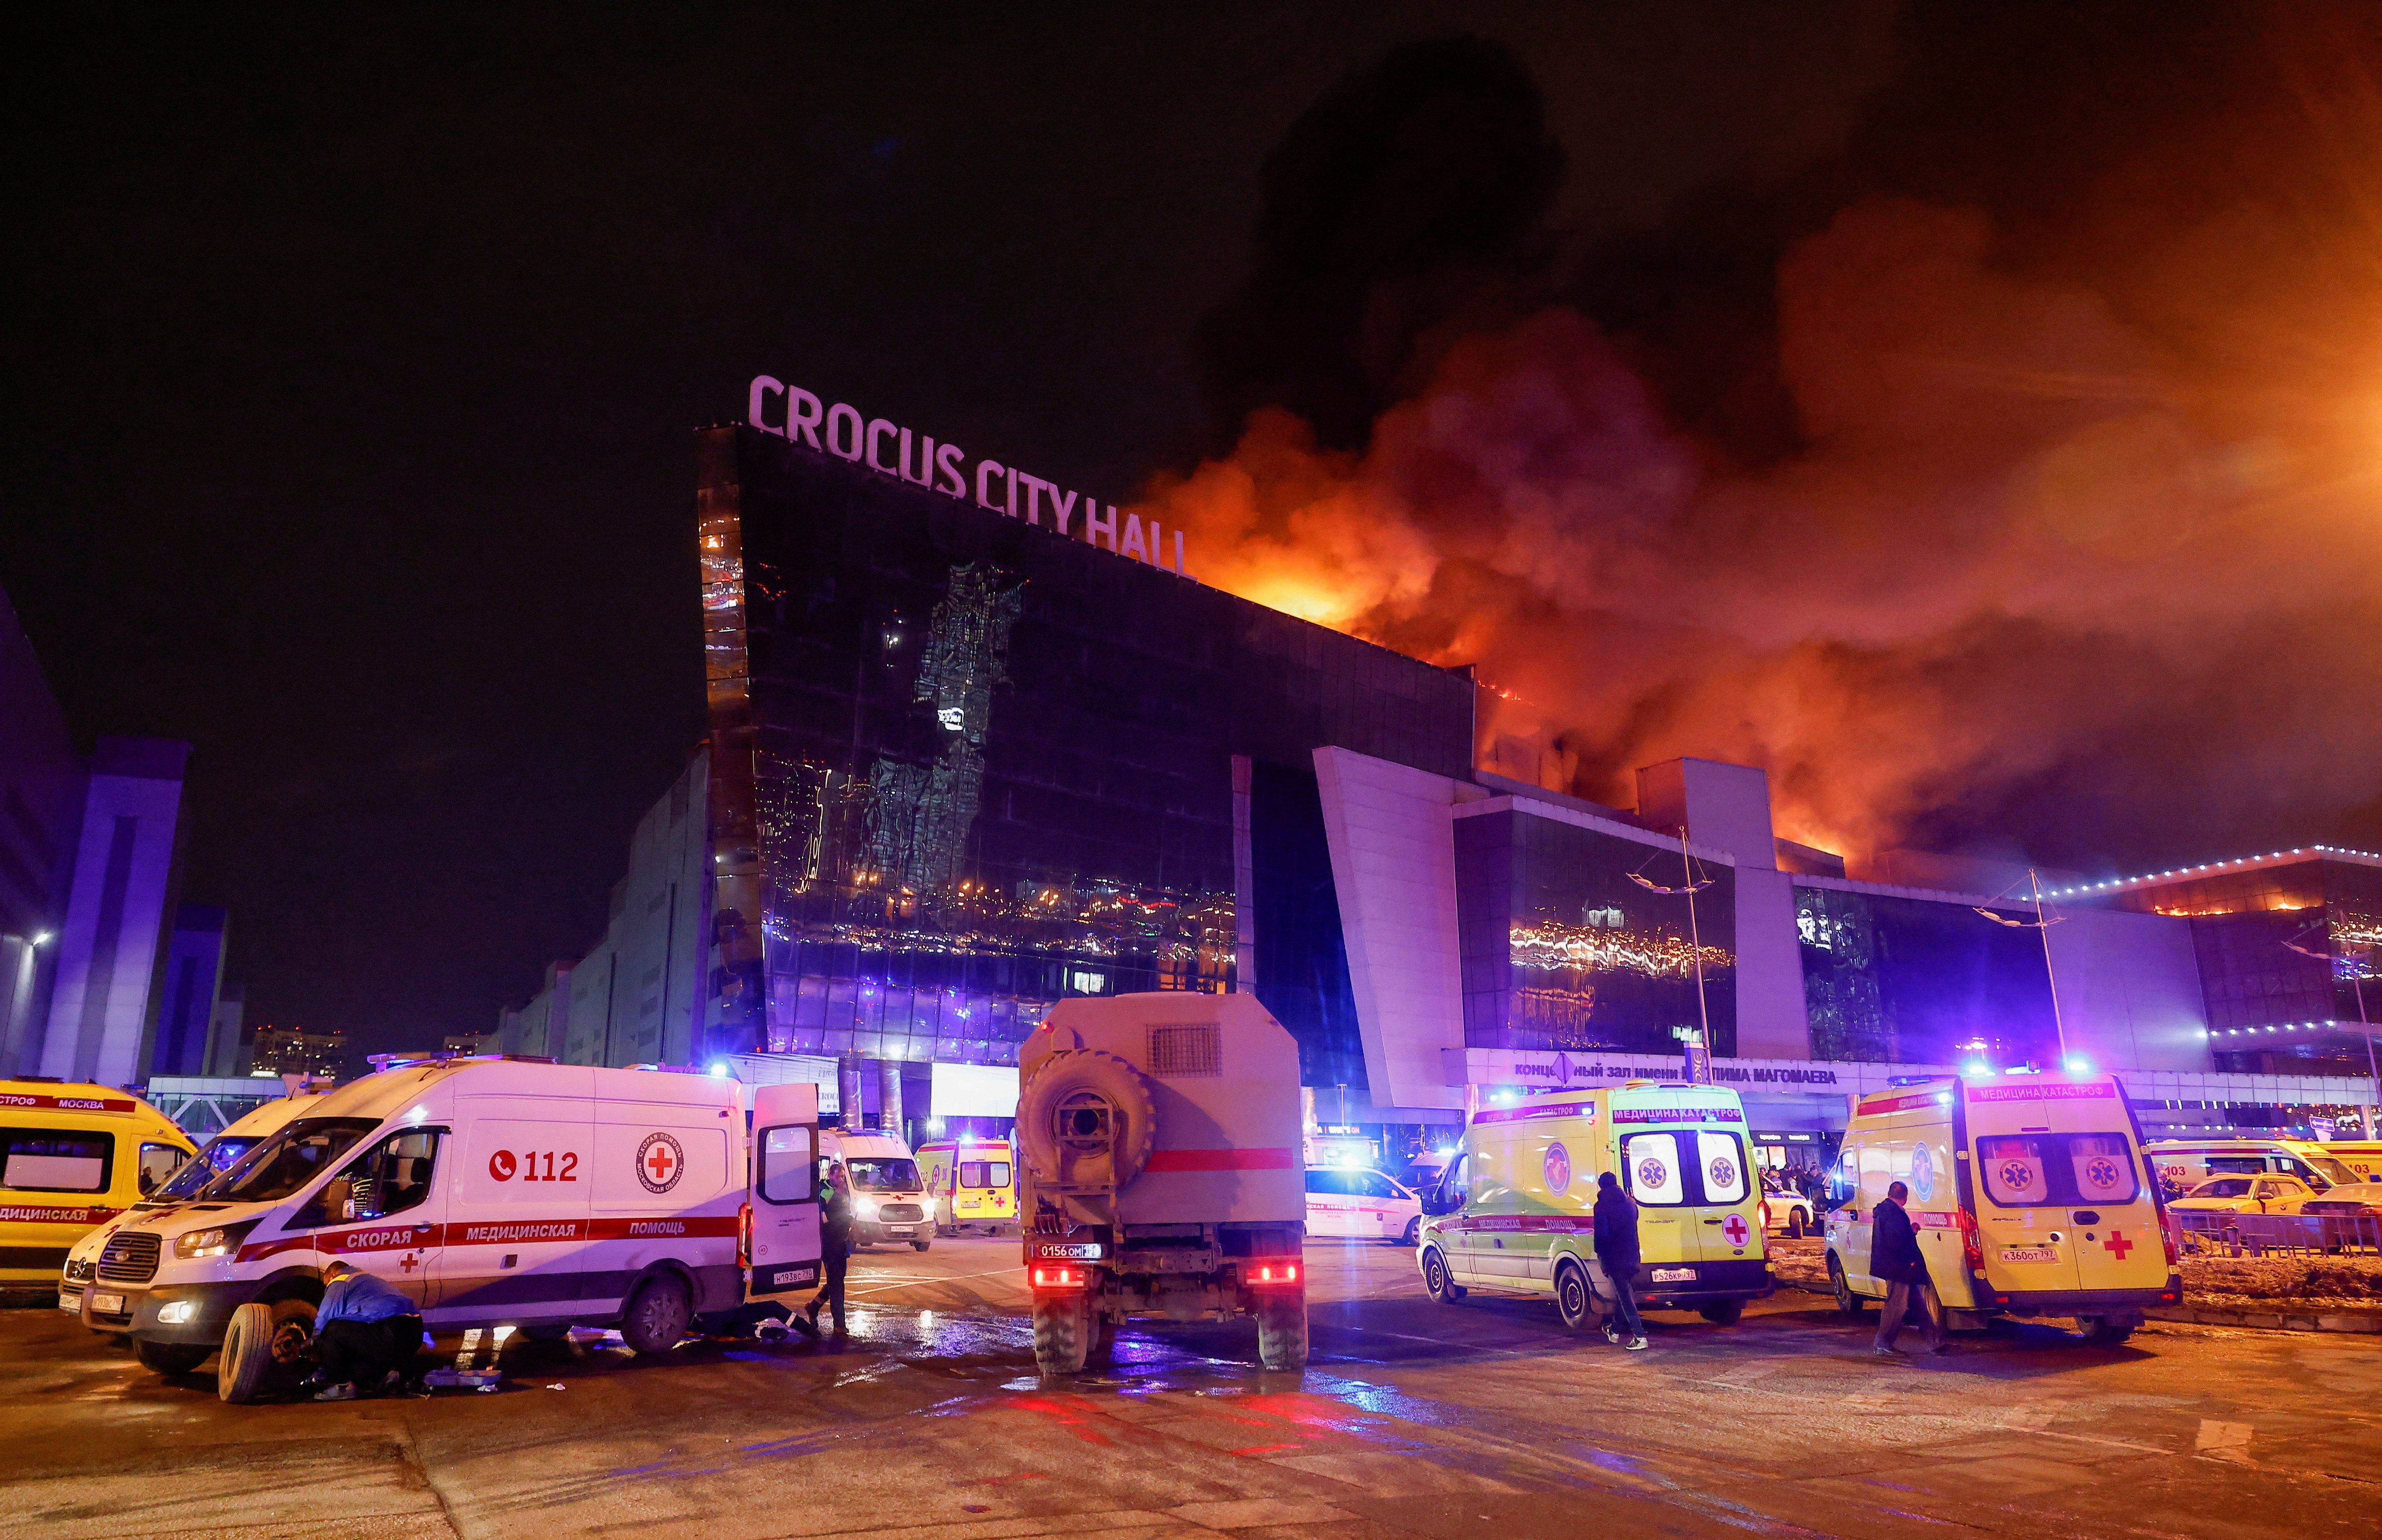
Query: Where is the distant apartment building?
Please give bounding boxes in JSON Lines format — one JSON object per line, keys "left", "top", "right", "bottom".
{"left": 248, "top": 1025, "right": 344, "bottom": 1080}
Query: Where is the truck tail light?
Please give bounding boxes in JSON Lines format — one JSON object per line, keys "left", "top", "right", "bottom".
{"left": 1030, "top": 1265, "right": 1087, "bottom": 1290}
{"left": 737, "top": 1202, "right": 752, "bottom": 1269}
{"left": 1247, "top": 1261, "right": 1300, "bottom": 1288}
{"left": 1958, "top": 1207, "right": 1987, "bottom": 1278}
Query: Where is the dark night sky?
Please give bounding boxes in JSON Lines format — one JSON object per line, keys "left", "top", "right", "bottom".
{"left": 4, "top": 4, "right": 2374, "bottom": 1056}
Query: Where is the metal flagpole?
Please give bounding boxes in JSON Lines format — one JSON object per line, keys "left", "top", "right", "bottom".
{"left": 1974, "top": 869, "right": 2067, "bottom": 1066}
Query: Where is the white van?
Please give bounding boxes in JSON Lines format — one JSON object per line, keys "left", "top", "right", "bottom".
{"left": 1303, "top": 1167, "right": 1422, "bottom": 1246}
{"left": 819, "top": 1130, "right": 930, "bottom": 1250}
{"left": 102, "top": 1057, "right": 823, "bottom": 1400}
{"left": 64, "top": 1090, "right": 326, "bottom": 1333}
{"left": 2141, "top": 1139, "right": 2357, "bottom": 1195}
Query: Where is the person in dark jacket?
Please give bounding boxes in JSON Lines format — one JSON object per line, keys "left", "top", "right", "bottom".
{"left": 1591, "top": 1171, "right": 1648, "bottom": 1351}
{"left": 794, "top": 1162, "right": 853, "bottom": 1339}
{"left": 1870, "top": 1180, "right": 1947, "bottom": 1355}
{"left": 303, "top": 1261, "right": 424, "bottom": 1400}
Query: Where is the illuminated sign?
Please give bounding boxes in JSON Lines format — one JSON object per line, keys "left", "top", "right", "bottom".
{"left": 745, "top": 377, "right": 1188, "bottom": 575}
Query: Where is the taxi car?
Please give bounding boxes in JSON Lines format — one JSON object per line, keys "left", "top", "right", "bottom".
{"left": 2167, "top": 1174, "right": 2319, "bottom": 1215}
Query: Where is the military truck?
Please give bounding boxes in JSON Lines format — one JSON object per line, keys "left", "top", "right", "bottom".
{"left": 1015, "top": 993, "right": 1307, "bottom": 1374}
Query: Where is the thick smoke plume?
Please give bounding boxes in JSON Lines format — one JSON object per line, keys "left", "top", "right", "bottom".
{"left": 1139, "top": 24, "right": 2382, "bottom": 871}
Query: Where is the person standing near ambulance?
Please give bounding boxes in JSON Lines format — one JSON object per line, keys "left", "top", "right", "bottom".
{"left": 793, "top": 1162, "right": 853, "bottom": 1339}
{"left": 1592, "top": 1171, "right": 1648, "bottom": 1351}
{"left": 1869, "top": 1181, "right": 1947, "bottom": 1357}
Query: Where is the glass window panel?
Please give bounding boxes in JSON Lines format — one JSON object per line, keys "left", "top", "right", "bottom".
{"left": 1622, "top": 1133, "right": 1685, "bottom": 1205}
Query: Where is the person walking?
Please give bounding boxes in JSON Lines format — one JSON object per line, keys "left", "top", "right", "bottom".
{"left": 304, "top": 1260, "right": 424, "bottom": 1400}
{"left": 793, "top": 1161, "right": 854, "bottom": 1339}
{"left": 1870, "top": 1179, "right": 1948, "bottom": 1356}
{"left": 1592, "top": 1170, "right": 1648, "bottom": 1351}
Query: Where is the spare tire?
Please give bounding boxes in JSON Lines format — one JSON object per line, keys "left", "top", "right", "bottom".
{"left": 1017, "top": 1049, "right": 1158, "bottom": 1192}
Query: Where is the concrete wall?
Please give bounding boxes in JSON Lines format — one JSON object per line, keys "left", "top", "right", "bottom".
{"left": 0, "top": 588, "right": 87, "bottom": 1078}
{"left": 2046, "top": 903, "right": 2211, "bottom": 1071}
{"left": 1313, "top": 747, "right": 1469, "bottom": 1112}
{"left": 149, "top": 905, "right": 227, "bottom": 1078}
{"left": 40, "top": 739, "right": 190, "bottom": 1087}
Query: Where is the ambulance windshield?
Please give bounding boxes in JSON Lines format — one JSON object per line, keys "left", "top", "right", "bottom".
{"left": 845, "top": 1157, "right": 920, "bottom": 1191}
{"left": 199, "top": 1118, "right": 378, "bottom": 1203}
{"left": 157, "top": 1137, "right": 260, "bottom": 1199}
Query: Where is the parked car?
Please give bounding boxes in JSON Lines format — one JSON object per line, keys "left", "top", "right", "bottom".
{"left": 1304, "top": 1167, "right": 1421, "bottom": 1245}
{"left": 2299, "top": 1185, "right": 2382, "bottom": 1253}
{"left": 2168, "top": 1174, "right": 2318, "bottom": 1215}
{"left": 1760, "top": 1172, "right": 1815, "bottom": 1238}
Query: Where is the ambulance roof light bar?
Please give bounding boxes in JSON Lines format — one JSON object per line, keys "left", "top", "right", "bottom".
{"left": 367, "top": 1052, "right": 561, "bottom": 1071}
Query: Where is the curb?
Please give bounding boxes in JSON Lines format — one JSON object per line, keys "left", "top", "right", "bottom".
{"left": 2147, "top": 1305, "right": 2382, "bottom": 1334}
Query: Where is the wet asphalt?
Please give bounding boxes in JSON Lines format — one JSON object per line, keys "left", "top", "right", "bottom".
{"left": 2, "top": 1235, "right": 2377, "bottom": 1539}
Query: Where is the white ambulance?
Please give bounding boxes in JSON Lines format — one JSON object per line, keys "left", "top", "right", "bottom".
{"left": 1824, "top": 1073, "right": 2179, "bottom": 1344}
{"left": 819, "top": 1129, "right": 931, "bottom": 1250}
{"left": 101, "top": 1056, "right": 823, "bottom": 1401}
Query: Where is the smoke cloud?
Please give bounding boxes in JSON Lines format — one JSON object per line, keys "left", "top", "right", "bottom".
{"left": 1143, "top": 25, "right": 2382, "bottom": 870}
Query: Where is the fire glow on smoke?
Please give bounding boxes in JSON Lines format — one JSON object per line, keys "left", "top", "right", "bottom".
{"left": 1134, "top": 198, "right": 2382, "bottom": 865}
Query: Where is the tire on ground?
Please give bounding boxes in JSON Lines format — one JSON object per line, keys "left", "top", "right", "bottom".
{"left": 2079, "top": 1311, "right": 2139, "bottom": 1346}
{"left": 218, "top": 1296, "right": 315, "bottom": 1403}
{"left": 1255, "top": 1287, "right": 1308, "bottom": 1372}
{"left": 1421, "top": 1246, "right": 1465, "bottom": 1305}
{"left": 1015, "top": 1049, "right": 1157, "bottom": 1193}
{"left": 1554, "top": 1259, "right": 1597, "bottom": 1333}
{"left": 1400, "top": 1217, "right": 1420, "bottom": 1248}
{"left": 621, "top": 1272, "right": 693, "bottom": 1355}
{"left": 1828, "top": 1254, "right": 1864, "bottom": 1315}
{"left": 135, "top": 1338, "right": 210, "bottom": 1375}
{"left": 1031, "top": 1290, "right": 1091, "bottom": 1376}
{"left": 1785, "top": 1211, "right": 1805, "bottom": 1239}
{"left": 912, "top": 1239, "right": 932, "bottom": 1252}
{"left": 1699, "top": 1299, "right": 1745, "bottom": 1326}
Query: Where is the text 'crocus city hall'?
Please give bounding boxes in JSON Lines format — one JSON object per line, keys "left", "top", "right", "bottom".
{"left": 490, "top": 384, "right": 2381, "bottom": 1163}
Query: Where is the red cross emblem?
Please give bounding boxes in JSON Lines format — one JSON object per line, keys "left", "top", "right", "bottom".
{"left": 399, "top": 1254, "right": 419, "bottom": 1273}
{"left": 635, "top": 1132, "right": 685, "bottom": 1193}
{"left": 2103, "top": 1229, "right": 2134, "bottom": 1260}
{"left": 1722, "top": 1213, "right": 1750, "bottom": 1246}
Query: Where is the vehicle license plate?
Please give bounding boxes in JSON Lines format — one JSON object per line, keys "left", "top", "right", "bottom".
{"left": 1034, "top": 1242, "right": 1103, "bottom": 1260}
{"left": 58, "top": 1288, "right": 81, "bottom": 1313}
{"left": 1998, "top": 1247, "right": 2059, "bottom": 1264}
{"left": 885, "top": 1225, "right": 915, "bottom": 1236}
{"left": 1651, "top": 1267, "right": 1696, "bottom": 1283}
{"left": 91, "top": 1292, "right": 124, "bottom": 1314}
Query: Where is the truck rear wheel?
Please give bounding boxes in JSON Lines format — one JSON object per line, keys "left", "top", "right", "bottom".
{"left": 135, "top": 1338, "right": 210, "bottom": 1376}
{"left": 1255, "top": 1288, "right": 1308, "bottom": 1372}
{"left": 621, "top": 1274, "right": 692, "bottom": 1355}
{"left": 1031, "top": 1291, "right": 1091, "bottom": 1376}
{"left": 219, "top": 1297, "right": 314, "bottom": 1404}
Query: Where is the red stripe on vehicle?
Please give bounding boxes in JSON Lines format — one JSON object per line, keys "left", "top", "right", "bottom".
{"left": 1143, "top": 1148, "right": 1296, "bottom": 1172}
{"left": 0, "top": 1093, "right": 137, "bottom": 1113}
{"left": 1441, "top": 1214, "right": 1595, "bottom": 1234}
{"left": 1857, "top": 1091, "right": 1948, "bottom": 1115}
{"left": 1967, "top": 1081, "right": 2113, "bottom": 1102}
{"left": 1470, "top": 1102, "right": 1590, "bottom": 1125}
{"left": 235, "top": 1213, "right": 740, "bottom": 1263}
{"left": 0, "top": 1204, "right": 119, "bottom": 1225}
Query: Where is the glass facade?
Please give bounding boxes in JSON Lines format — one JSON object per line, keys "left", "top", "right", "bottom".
{"left": 2105, "top": 856, "right": 2382, "bottom": 1071}
{"left": 1794, "top": 885, "right": 2059, "bottom": 1067}
{"left": 1453, "top": 809, "right": 1737, "bottom": 1056}
{"left": 695, "top": 427, "right": 1474, "bottom": 1081}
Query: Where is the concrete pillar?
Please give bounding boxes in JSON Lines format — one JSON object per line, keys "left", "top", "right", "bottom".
{"left": 836, "top": 1053, "right": 865, "bottom": 1129}
{"left": 879, "top": 1058, "right": 905, "bottom": 1141}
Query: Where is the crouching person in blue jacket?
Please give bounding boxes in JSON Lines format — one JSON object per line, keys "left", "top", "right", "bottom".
{"left": 306, "top": 1260, "right": 425, "bottom": 1400}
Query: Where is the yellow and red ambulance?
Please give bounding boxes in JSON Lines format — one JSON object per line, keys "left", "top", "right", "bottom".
{"left": 916, "top": 1137, "right": 1015, "bottom": 1236}
{"left": 1824, "top": 1073, "right": 2179, "bottom": 1344}
{"left": 3, "top": 1078, "right": 194, "bottom": 1291}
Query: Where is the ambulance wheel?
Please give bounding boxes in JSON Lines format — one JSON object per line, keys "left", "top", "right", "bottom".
{"left": 620, "top": 1274, "right": 692, "bottom": 1355}
{"left": 1031, "top": 1291, "right": 1091, "bottom": 1376}
{"left": 1400, "top": 1217, "right": 1421, "bottom": 1248}
{"left": 218, "top": 1297, "right": 314, "bottom": 1404}
{"left": 912, "top": 1240, "right": 932, "bottom": 1252}
{"left": 134, "top": 1339, "right": 210, "bottom": 1376}
{"left": 1828, "top": 1255, "right": 1864, "bottom": 1315}
{"left": 1256, "top": 1288, "right": 1308, "bottom": 1372}
{"left": 2077, "top": 1313, "right": 2138, "bottom": 1346}
{"left": 1698, "top": 1300, "right": 1745, "bottom": 1326}
{"left": 1554, "top": 1260, "right": 1596, "bottom": 1333}
{"left": 1421, "top": 1247, "right": 1466, "bottom": 1304}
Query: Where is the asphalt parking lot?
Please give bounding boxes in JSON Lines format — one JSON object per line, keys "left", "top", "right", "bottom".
{"left": 3, "top": 1235, "right": 2378, "bottom": 1540}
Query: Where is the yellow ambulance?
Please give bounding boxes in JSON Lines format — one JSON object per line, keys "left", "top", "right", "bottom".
{"left": 916, "top": 1137, "right": 1016, "bottom": 1236}
{"left": 1823, "top": 1073, "right": 2179, "bottom": 1345}
{"left": 3, "top": 1078, "right": 194, "bottom": 1289}
{"left": 1415, "top": 1080, "right": 1772, "bottom": 1330}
